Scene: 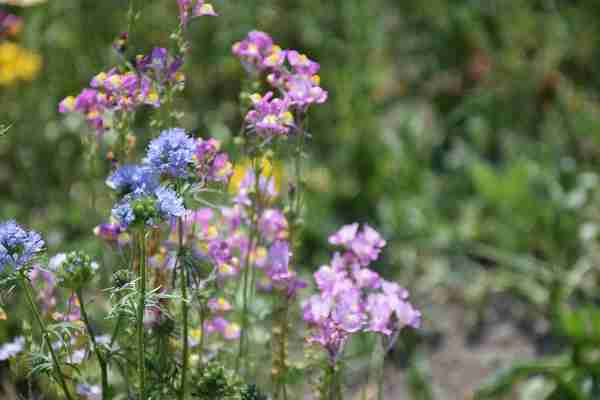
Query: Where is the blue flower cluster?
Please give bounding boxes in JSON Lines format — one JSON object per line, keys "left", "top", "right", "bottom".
{"left": 144, "top": 128, "right": 197, "bottom": 178}
{"left": 0, "top": 220, "right": 44, "bottom": 272}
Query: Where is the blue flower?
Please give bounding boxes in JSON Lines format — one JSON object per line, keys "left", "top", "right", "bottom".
{"left": 106, "top": 164, "right": 159, "bottom": 196}
{"left": 144, "top": 128, "right": 197, "bottom": 178}
{"left": 155, "top": 186, "right": 186, "bottom": 218}
{"left": 110, "top": 187, "right": 185, "bottom": 228}
{"left": 0, "top": 220, "right": 44, "bottom": 272}
{"left": 111, "top": 202, "right": 135, "bottom": 228}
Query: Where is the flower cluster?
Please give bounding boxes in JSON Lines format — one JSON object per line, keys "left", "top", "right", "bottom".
{"left": 303, "top": 224, "right": 420, "bottom": 362}
{"left": 111, "top": 186, "right": 185, "bottom": 228}
{"left": 233, "top": 31, "right": 328, "bottom": 138}
{"left": 177, "top": 0, "right": 217, "bottom": 27}
{"left": 0, "top": 220, "right": 44, "bottom": 273}
{"left": 145, "top": 128, "right": 232, "bottom": 182}
{"left": 59, "top": 48, "right": 184, "bottom": 135}
{"left": 105, "top": 128, "right": 231, "bottom": 229}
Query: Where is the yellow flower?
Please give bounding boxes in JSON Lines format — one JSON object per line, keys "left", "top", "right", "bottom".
{"left": 0, "top": 42, "right": 41, "bottom": 86}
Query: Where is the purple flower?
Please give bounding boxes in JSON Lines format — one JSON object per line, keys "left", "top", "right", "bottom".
{"left": 258, "top": 209, "right": 288, "bottom": 241}
{"left": 0, "top": 221, "right": 44, "bottom": 273}
{"left": 232, "top": 31, "right": 276, "bottom": 74}
{"left": 304, "top": 224, "right": 420, "bottom": 362}
{"left": 284, "top": 73, "right": 328, "bottom": 109}
{"left": 178, "top": 0, "right": 217, "bottom": 26}
{"left": 266, "top": 240, "right": 292, "bottom": 282}
{"left": 287, "top": 50, "right": 320, "bottom": 75}
{"left": 328, "top": 223, "right": 359, "bottom": 247}
{"left": 145, "top": 128, "right": 197, "bottom": 178}
{"left": 0, "top": 337, "right": 25, "bottom": 361}
{"left": 106, "top": 164, "right": 159, "bottom": 196}
{"left": 0, "top": 11, "right": 22, "bottom": 37}
{"left": 245, "top": 92, "right": 294, "bottom": 137}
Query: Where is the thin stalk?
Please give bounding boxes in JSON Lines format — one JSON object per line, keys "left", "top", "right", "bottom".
{"left": 20, "top": 275, "right": 75, "bottom": 400}
{"left": 77, "top": 289, "right": 109, "bottom": 400}
{"left": 178, "top": 217, "right": 189, "bottom": 400}
{"left": 236, "top": 156, "right": 261, "bottom": 374}
{"left": 136, "top": 229, "right": 147, "bottom": 400}
{"left": 376, "top": 337, "right": 385, "bottom": 400}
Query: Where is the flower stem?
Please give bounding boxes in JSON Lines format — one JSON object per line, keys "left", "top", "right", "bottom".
{"left": 177, "top": 217, "right": 189, "bottom": 400}
{"left": 136, "top": 229, "right": 147, "bottom": 400}
{"left": 20, "top": 275, "right": 74, "bottom": 400}
{"left": 236, "top": 155, "right": 261, "bottom": 375}
{"left": 76, "top": 289, "right": 109, "bottom": 400}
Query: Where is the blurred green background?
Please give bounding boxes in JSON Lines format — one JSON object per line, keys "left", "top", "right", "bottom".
{"left": 3, "top": 0, "right": 600, "bottom": 398}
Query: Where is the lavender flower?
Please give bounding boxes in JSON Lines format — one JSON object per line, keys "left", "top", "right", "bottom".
{"left": 304, "top": 224, "right": 420, "bottom": 362}
{"left": 232, "top": 31, "right": 276, "bottom": 74}
{"left": 0, "top": 220, "right": 44, "bottom": 273}
{"left": 178, "top": 0, "right": 217, "bottom": 26}
{"left": 245, "top": 92, "right": 294, "bottom": 137}
{"left": 258, "top": 209, "right": 288, "bottom": 241}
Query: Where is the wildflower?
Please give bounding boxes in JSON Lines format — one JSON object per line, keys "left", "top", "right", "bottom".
{"left": 106, "top": 164, "right": 159, "bottom": 196}
{"left": 245, "top": 92, "right": 294, "bottom": 137}
{"left": 0, "top": 220, "right": 44, "bottom": 273}
{"left": 258, "top": 209, "right": 288, "bottom": 241}
{"left": 178, "top": 0, "right": 217, "bottom": 26}
{"left": 0, "top": 42, "right": 42, "bottom": 86}
{"left": 304, "top": 224, "right": 420, "bottom": 362}
{"left": 232, "top": 31, "right": 276, "bottom": 74}
{"left": 111, "top": 186, "right": 185, "bottom": 228}
{"left": 0, "top": 12, "right": 23, "bottom": 38}
{"left": 329, "top": 223, "right": 386, "bottom": 266}
{"left": 283, "top": 73, "right": 328, "bottom": 109}
{"left": 0, "top": 336, "right": 25, "bottom": 361}
{"left": 286, "top": 51, "right": 320, "bottom": 76}
{"left": 145, "top": 128, "right": 197, "bottom": 179}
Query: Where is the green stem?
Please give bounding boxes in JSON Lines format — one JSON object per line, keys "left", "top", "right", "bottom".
{"left": 236, "top": 156, "right": 261, "bottom": 375}
{"left": 178, "top": 217, "right": 189, "bottom": 400}
{"left": 136, "top": 229, "right": 147, "bottom": 400}
{"left": 77, "top": 289, "right": 109, "bottom": 400}
{"left": 21, "top": 275, "right": 74, "bottom": 400}
{"left": 377, "top": 337, "right": 385, "bottom": 400}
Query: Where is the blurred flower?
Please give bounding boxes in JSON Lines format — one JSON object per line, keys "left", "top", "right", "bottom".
{"left": 178, "top": 0, "right": 217, "bottom": 26}
{"left": 0, "top": 336, "right": 24, "bottom": 361}
{"left": 0, "top": 42, "right": 41, "bottom": 86}
{"left": 0, "top": 11, "right": 22, "bottom": 37}
{"left": 76, "top": 384, "right": 102, "bottom": 400}
{"left": 0, "top": 220, "right": 44, "bottom": 273}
